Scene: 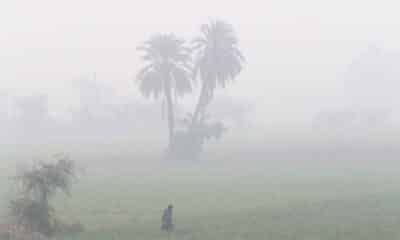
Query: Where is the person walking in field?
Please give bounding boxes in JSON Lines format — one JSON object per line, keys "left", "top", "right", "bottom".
{"left": 161, "top": 204, "right": 174, "bottom": 237}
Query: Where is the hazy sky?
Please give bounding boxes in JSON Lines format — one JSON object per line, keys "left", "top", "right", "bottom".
{"left": 1, "top": 0, "right": 400, "bottom": 122}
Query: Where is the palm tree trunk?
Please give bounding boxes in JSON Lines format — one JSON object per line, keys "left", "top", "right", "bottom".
{"left": 164, "top": 80, "right": 175, "bottom": 148}
{"left": 192, "top": 82, "right": 208, "bottom": 127}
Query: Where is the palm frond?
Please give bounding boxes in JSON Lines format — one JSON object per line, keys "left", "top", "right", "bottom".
{"left": 192, "top": 20, "right": 245, "bottom": 93}
{"left": 136, "top": 34, "right": 194, "bottom": 99}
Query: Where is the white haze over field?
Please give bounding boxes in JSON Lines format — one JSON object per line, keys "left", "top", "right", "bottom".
{"left": 1, "top": 0, "right": 400, "bottom": 153}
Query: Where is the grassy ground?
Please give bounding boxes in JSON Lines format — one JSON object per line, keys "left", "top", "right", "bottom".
{"left": 1, "top": 152, "right": 400, "bottom": 240}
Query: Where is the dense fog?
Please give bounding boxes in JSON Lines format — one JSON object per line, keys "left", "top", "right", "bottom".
{"left": 1, "top": 43, "right": 400, "bottom": 161}
{"left": 2, "top": 1, "right": 400, "bottom": 240}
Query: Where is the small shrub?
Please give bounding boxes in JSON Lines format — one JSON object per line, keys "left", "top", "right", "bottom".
{"left": 9, "top": 153, "right": 78, "bottom": 237}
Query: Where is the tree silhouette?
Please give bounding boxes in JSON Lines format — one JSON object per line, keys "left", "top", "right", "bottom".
{"left": 171, "top": 112, "right": 226, "bottom": 160}
{"left": 137, "top": 34, "right": 193, "bottom": 148}
{"left": 10, "top": 154, "right": 76, "bottom": 237}
{"left": 191, "top": 20, "right": 245, "bottom": 125}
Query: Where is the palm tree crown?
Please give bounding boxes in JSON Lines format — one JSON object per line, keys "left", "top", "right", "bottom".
{"left": 192, "top": 20, "right": 245, "bottom": 121}
{"left": 137, "top": 34, "right": 193, "bottom": 99}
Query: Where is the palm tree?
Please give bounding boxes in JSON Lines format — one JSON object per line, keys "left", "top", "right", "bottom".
{"left": 137, "top": 34, "right": 192, "bottom": 147}
{"left": 191, "top": 20, "right": 245, "bottom": 125}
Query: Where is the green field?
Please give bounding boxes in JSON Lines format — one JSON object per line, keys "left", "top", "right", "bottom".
{"left": 1, "top": 151, "right": 400, "bottom": 240}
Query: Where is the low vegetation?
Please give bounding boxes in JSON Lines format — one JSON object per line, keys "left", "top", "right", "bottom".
{"left": 8, "top": 154, "right": 77, "bottom": 238}
{"left": 1, "top": 156, "right": 399, "bottom": 240}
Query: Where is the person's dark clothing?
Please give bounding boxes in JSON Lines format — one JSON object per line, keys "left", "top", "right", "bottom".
{"left": 161, "top": 206, "right": 174, "bottom": 232}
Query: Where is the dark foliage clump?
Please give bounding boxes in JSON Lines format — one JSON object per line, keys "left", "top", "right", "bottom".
{"left": 9, "top": 153, "right": 77, "bottom": 237}
{"left": 168, "top": 113, "right": 226, "bottom": 161}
